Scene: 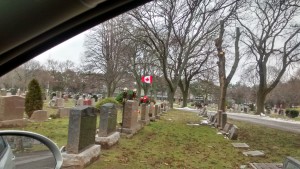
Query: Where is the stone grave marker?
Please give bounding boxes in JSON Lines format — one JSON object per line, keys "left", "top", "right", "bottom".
{"left": 140, "top": 103, "right": 150, "bottom": 125}
{"left": 149, "top": 102, "right": 155, "bottom": 121}
{"left": 66, "top": 106, "right": 97, "bottom": 154}
{"left": 221, "top": 123, "right": 233, "bottom": 135}
{"left": 30, "top": 110, "right": 48, "bottom": 122}
{"left": 96, "top": 103, "right": 120, "bottom": 148}
{"left": 232, "top": 143, "right": 249, "bottom": 148}
{"left": 99, "top": 103, "right": 117, "bottom": 137}
{"left": 77, "top": 98, "right": 84, "bottom": 106}
{"left": 56, "top": 98, "right": 64, "bottom": 108}
{"left": 0, "top": 96, "right": 25, "bottom": 122}
{"left": 155, "top": 105, "right": 160, "bottom": 119}
{"left": 57, "top": 107, "right": 71, "bottom": 118}
{"left": 119, "top": 100, "right": 142, "bottom": 134}
{"left": 228, "top": 125, "right": 238, "bottom": 140}
{"left": 243, "top": 150, "right": 265, "bottom": 157}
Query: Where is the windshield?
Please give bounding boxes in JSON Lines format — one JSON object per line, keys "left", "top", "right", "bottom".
{"left": 0, "top": 0, "right": 300, "bottom": 168}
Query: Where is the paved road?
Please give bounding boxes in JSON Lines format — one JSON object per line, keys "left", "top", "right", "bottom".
{"left": 178, "top": 108, "right": 300, "bottom": 134}
{"left": 226, "top": 112, "right": 300, "bottom": 134}
{"left": 15, "top": 150, "right": 55, "bottom": 169}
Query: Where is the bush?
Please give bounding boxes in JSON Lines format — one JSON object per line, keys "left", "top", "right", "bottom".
{"left": 95, "top": 97, "right": 120, "bottom": 109}
{"left": 285, "top": 109, "right": 299, "bottom": 118}
{"left": 25, "top": 79, "right": 43, "bottom": 118}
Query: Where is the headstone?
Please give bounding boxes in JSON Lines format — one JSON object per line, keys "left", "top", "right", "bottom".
{"left": 91, "top": 98, "right": 96, "bottom": 106}
{"left": 140, "top": 103, "right": 150, "bottom": 125}
{"left": 56, "top": 98, "right": 64, "bottom": 108}
{"left": 66, "top": 106, "right": 97, "bottom": 154}
{"left": 141, "top": 103, "right": 149, "bottom": 121}
{"left": 122, "top": 100, "right": 138, "bottom": 129}
{"left": 77, "top": 98, "right": 84, "bottom": 106}
{"left": 149, "top": 103, "right": 155, "bottom": 121}
{"left": 228, "top": 125, "right": 238, "bottom": 140}
{"left": 231, "top": 143, "right": 249, "bottom": 148}
{"left": 243, "top": 150, "right": 265, "bottom": 157}
{"left": 0, "top": 96, "right": 25, "bottom": 121}
{"left": 283, "top": 157, "right": 300, "bottom": 169}
{"left": 222, "top": 123, "right": 233, "bottom": 133}
{"left": 0, "top": 89, "right": 6, "bottom": 96}
{"left": 30, "top": 110, "right": 48, "bottom": 122}
{"left": 99, "top": 103, "right": 117, "bottom": 137}
{"left": 57, "top": 107, "right": 71, "bottom": 118}
{"left": 155, "top": 105, "right": 160, "bottom": 119}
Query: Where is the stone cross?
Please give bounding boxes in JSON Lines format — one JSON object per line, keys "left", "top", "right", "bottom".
{"left": 99, "top": 103, "right": 117, "bottom": 137}
{"left": 66, "top": 106, "right": 97, "bottom": 154}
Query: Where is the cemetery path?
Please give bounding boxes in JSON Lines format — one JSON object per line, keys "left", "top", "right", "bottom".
{"left": 177, "top": 108, "right": 300, "bottom": 134}
{"left": 226, "top": 113, "right": 300, "bottom": 134}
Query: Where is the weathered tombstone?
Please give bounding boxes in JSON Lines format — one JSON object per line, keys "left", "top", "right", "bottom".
{"left": 0, "top": 89, "right": 6, "bottom": 96}
{"left": 63, "top": 106, "right": 100, "bottom": 169}
{"left": 57, "top": 107, "right": 71, "bottom": 118}
{"left": 98, "top": 103, "right": 117, "bottom": 137}
{"left": 66, "top": 106, "right": 97, "bottom": 154}
{"left": 56, "top": 98, "right": 64, "bottom": 108}
{"left": 95, "top": 103, "right": 120, "bottom": 149}
{"left": 77, "top": 98, "right": 84, "bottom": 106}
{"left": 30, "top": 110, "right": 48, "bottom": 122}
{"left": 222, "top": 123, "right": 233, "bottom": 134}
{"left": 140, "top": 103, "right": 150, "bottom": 125}
{"left": 149, "top": 102, "right": 155, "bottom": 121}
{"left": 228, "top": 125, "right": 238, "bottom": 140}
{"left": 0, "top": 96, "right": 27, "bottom": 128}
{"left": 119, "top": 100, "right": 142, "bottom": 134}
{"left": 155, "top": 105, "right": 160, "bottom": 119}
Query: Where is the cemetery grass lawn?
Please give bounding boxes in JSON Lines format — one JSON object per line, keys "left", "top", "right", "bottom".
{"left": 86, "top": 110, "right": 300, "bottom": 169}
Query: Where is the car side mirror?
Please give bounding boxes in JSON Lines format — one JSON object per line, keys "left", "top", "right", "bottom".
{"left": 0, "top": 130, "right": 62, "bottom": 169}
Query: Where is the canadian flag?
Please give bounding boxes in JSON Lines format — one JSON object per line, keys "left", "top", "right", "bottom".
{"left": 141, "top": 76, "right": 153, "bottom": 84}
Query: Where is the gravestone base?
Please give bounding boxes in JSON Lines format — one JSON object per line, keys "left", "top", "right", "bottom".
{"left": 0, "top": 119, "right": 27, "bottom": 128}
{"left": 62, "top": 145, "right": 101, "bottom": 169}
{"left": 95, "top": 132, "right": 120, "bottom": 149}
{"left": 117, "top": 123, "right": 143, "bottom": 135}
{"left": 139, "top": 119, "right": 150, "bottom": 125}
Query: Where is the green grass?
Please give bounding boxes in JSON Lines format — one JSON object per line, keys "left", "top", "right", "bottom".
{"left": 3, "top": 105, "right": 300, "bottom": 168}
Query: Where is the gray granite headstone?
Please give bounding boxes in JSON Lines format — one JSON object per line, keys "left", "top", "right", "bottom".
{"left": 223, "top": 123, "right": 233, "bottom": 133}
{"left": 229, "top": 125, "right": 238, "bottom": 140}
{"left": 66, "top": 106, "right": 97, "bottom": 154}
{"left": 99, "top": 103, "right": 117, "bottom": 137}
{"left": 243, "top": 150, "right": 265, "bottom": 157}
{"left": 232, "top": 143, "right": 249, "bottom": 148}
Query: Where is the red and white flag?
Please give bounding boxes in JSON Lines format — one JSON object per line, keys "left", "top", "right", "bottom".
{"left": 141, "top": 76, "right": 153, "bottom": 84}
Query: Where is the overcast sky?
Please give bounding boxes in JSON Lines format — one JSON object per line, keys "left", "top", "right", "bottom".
{"left": 34, "top": 31, "right": 88, "bottom": 65}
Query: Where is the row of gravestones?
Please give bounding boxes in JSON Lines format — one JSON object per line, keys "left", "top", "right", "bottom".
{"left": 207, "top": 112, "right": 238, "bottom": 140}
{"left": 62, "top": 100, "right": 169, "bottom": 169}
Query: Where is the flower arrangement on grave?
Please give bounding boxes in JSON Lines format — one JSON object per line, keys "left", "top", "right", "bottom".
{"left": 139, "top": 95, "right": 150, "bottom": 105}
{"left": 115, "top": 88, "right": 137, "bottom": 104}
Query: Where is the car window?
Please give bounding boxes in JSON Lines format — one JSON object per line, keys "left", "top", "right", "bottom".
{"left": 0, "top": 136, "right": 7, "bottom": 159}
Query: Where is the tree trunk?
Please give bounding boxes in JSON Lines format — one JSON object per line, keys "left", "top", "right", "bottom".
{"left": 256, "top": 88, "right": 267, "bottom": 114}
{"left": 167, "top": 91, "right": 175, "bottom": 109}
{"left": 182, "top": 90, "right": 189, "bottom": 107}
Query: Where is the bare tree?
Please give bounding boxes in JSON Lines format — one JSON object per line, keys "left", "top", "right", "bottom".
{"left": 83, "top": 17, "right": 128, "bottom": 97}
{"left": 236, "top": 0, "right": 300, "bottom": 114}
{"left": 131, "top": 0, "right": 238, "bottom": 108}
{"left": 215, "top": 20, "right": 241, "bottom": 112}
